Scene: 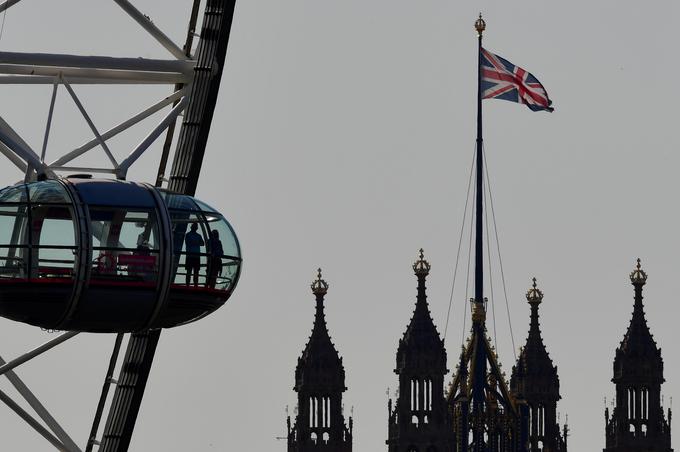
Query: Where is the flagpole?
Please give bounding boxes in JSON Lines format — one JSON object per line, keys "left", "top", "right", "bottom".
{"left": 471, "top": 14, "right": 487, "bottom": 452}
{"left": 474, "top": 14, "right": 485, "bottom": 307}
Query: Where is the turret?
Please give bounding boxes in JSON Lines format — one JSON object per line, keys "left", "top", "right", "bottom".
{"left": 604, "top": 259, "right": 672, "bottom": 452}
{"left": 387, "top": 250, "right": 453, "bottom": 452}
{"left": 510, "top": 278, "right": 567, "bottom": 451}
{"left": 288, "top": 270, "right": 352, "bottom": 452}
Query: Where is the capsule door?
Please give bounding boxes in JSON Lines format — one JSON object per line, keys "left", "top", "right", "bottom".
{"left": 65, "top": 205, "right": 162, "bottom": 332}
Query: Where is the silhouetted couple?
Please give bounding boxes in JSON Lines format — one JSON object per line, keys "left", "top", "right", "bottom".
{"left": 184, "top": 222, "right": 223, "bottom": 288}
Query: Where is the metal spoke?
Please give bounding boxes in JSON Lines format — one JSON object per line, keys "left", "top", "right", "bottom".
{"left": 40, "top": 81, "right": 58, "bottom": 161}
{"left": 0, "top": 139, "right": 27, "bottom": 171}
{"left": 50, "top": 89, "right": 185, "bottom": 167}
{"left": 116, "top": 96, "right": 188, "bottom": 178}
{"left": 0, "top": 389, "right": 73, "bottom": 452}
{"left": 0, "top": 331, "right": 79, "bottom": 378}
{"left": 113, "top": 0, "right": 187, "bottom": 60}
{"left": 0, "top": 51, "right": 193, "bottom": 75}
{"left": 0, "top": 355, "right": 81, "bottom": 451}
{"left": 62, "top": 80, "right": 119, "bottom": 168}
{"left": 0, "top": 115, "right": 46, "bottom": 174}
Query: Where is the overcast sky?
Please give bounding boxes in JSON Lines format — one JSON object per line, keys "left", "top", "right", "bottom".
{"left": 0, "top": 1, "right": 679, "bottom": 451}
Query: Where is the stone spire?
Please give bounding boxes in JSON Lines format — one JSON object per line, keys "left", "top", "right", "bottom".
{"left": 295, "top": 269, "right": 344, "bottom": 391}
{"left": 395, "top": 249, "right": 446, "bottom": 374}
{"left": 387, "top": 250, "right": 453, "bottom": 452}
{"left": 604, "top": 259, "right": 672, "bottom": 452}
{"left": 288, "top": 269, "right": 352, "bottom": 452}
{"left": 512, "top": 278, "right": 559, "bottom": 389}
{"left": 511, "top": 278, "right": 567, "bottom": 451}
{"left": 615, "top": 259, "right": 662, "bottom": 378}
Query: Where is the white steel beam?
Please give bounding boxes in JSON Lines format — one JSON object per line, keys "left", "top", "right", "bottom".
{"left": 116, "top": 96, "right": 187, "bottom": 178}
{"left": 0, "top": 116, "right": 46, "bottom": 174}
{"left": 50, "top": 89, "right": 185, "bottom": 167}
{"left": 0, "top": 65, "right": 187, "bottom": 84}
{"left": 0, "top": 331, "right": 79, "bottom": 378}
{"left": 0, "top": 74, "right": 183, "bottom": 85}
{"left": 0, "top": 389, "right": 72, "bottom": 452}
{"left": 0, "top": 140, "right": 28, "bottom": 172}
{"left": 0, "top": 0, "right": 22, "bottom": 14}
{"left": 0, "top": 114, "right": 37, "bottom": 156}
{"left": 48, "top": 166, "right": 118, "bottom": 175}
{"left": 41, "top": 82, "right": 58, "bottom": 161}
{"left": 0, "top": 356, "right": 82, "bottom": 452}
{"left": 62, "top": 80, "right": 118, "bottom": 168}
{"left": 0, "top": 51, "right": 194, "bottom": 75}
{"left": 113, "top": 0, "right": 187, "bottom": 60}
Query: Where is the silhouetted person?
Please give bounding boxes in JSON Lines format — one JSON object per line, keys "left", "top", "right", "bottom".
{"left": 184, "top": 222, "right": 204, "bottom": 286}
{"left": 207, "top": 229, "right": 224, "bottom": 288}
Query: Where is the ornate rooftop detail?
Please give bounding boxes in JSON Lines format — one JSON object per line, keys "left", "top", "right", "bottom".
{"left": 629, "top": 258, "right": 647, "bottom": 286}
{"left": 526, "top": 277, "right": 544, "bottom": 304}
{"left": 311, "top": 268, "right": 329, "bottom": 296}
{"left": 412, "top": 248, "right": 431, "bottom": 277}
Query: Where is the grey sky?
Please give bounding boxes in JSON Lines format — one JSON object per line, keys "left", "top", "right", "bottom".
{"left": 0, "top": 1, "right": 679, "bottom": 450}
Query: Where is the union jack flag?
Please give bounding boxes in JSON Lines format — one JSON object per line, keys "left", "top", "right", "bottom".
{"left": 481, "top": 48, "right": 553, "bottom": 112}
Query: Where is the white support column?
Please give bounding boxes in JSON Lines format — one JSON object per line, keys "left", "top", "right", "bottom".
{"left": 116, "top": 96, "right": 187, "bottom": 178}
{"left": 62, "top": 80, "right": 119, "bottom": 168}
{"left": 112, "top": 0, "right": 187, "bottom": 60}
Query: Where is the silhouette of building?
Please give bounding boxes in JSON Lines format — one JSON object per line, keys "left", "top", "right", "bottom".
{"left": 283, "top": 258, "right": 673, "bottom": 451}
{"left": 604, "top": 259, "right": 673, "bottom": 452}
{"left": 510, "top": 278, "right": 568, "bottom": 451}
{"left": 287, "top": 269, "right": 353, "bottom": 452}
{"left": 387, "top": 250, "right": 455, "bottom": 452}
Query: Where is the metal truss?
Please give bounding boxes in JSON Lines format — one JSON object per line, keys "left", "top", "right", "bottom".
{"left": 0, "top": 332, "right": 82, "bottom": 452}
{"left": 0, "top": 0, "right": 197, "bottom": 181}
{"left": 0, "top": 1, "right": 229, "bottom": 450}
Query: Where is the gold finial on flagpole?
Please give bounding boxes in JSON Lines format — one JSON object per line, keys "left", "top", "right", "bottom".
{"left": 475, "top": 13, "right": 486, "bottom": 37}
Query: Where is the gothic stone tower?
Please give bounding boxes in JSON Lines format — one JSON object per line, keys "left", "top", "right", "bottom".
{"left": 604, "top": 259, "right": 672, "bottom": 452}
{"left": 387, "top": 250, "right": 454, "bottom": 452}
{"left": 287, "top": 270, "right": 352, "bottom": 452}
{"left": 510, "top": 279, "right": 568, "bottom": 451}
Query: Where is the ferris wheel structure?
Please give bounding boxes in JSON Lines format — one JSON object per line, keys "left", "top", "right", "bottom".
{"left": 0, "top": 1, "right": 239, "bottom": 450}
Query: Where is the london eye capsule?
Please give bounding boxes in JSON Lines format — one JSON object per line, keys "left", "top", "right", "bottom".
{"left": 0, "top": 177, "right": 242, "bottom": 332}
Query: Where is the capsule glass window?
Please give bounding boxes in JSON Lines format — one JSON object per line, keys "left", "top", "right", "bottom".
{"left": 203, "top": 213, "right": 239, "bottom": 291}
{"left": 0, "top": 204, "right": 29, "bottom": 279}
{"left": 89, "top": 207, "right": 160, "bottom": 285}
{"left": 30, "top": 204, "right": 77, "bottom": 280}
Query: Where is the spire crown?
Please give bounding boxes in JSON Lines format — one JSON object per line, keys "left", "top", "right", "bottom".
{"left": 413, "top": 248, "right": 431, "bottom": 277}
{"left": 311, "top": 268, "right": 329, "bottom": 296}
{"left": 475, "top": 13, "right": 486, "bottom": 36}
{"left": 526, "top": 277, "right": 544, "bottom": 305}
{"left": 630, "top": 258, "right": 647, "bottom": 286}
